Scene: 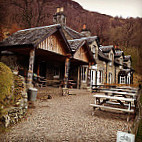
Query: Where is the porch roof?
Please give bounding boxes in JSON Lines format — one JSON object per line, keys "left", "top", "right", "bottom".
{"left": 0, "top": 24, "right": 71, "bottom": 53}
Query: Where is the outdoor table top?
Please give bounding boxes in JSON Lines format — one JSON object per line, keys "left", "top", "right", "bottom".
{"left": 117, "top": 86, "right": 138, "bottom": 90}
{"left": 109, "top": 88, "right": 137, "bottom": 93}
{"left": 100, "top": 90, "right": 136, "bottom": 97}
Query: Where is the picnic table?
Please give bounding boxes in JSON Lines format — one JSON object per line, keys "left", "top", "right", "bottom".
{"left": 90, "top": 93, "right": 135, "bottom": 121}
{"left": 90, "top": 88, "right": 137, "bottom": 121}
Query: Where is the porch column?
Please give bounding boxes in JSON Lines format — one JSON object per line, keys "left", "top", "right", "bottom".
{"left": 27, "top": 49, "right": 35, "bottom": 88}
{"left": 87, "top": 63, "right": 91, "bottom": 88}
{"left": 64, "top": 57, "right": 70, "bottom": 88}
{"left": 77, "top": 66, "right": 80, "bottom": 89}
{"left": 62, "top": 57, "right": 70, "bottom": 95}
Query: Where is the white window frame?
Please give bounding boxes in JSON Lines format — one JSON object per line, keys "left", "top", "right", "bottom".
{"left": 109, "top": 73, "right": 112, "bottom": 84}
{"left": 127, "top": 73, "right": 131, "bottom": 84}
{"left": 99, "top": 70, "right": 103, "bottom": 84}
{"left": 120, "top": 76, "right": 125, "bottom": 84}
{"left": 109, "top": 53, "right": 113, "bottom": 66}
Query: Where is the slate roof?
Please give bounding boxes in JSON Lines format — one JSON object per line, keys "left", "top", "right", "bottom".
{"left": 0, "top": 24, "right": 62, "bottom": 47}
{"left": 62, "top": 26, "right": 84, "bottom": 40}
{"left": 118, "top": 69, "right": 131, "bottom": 76}
{"left": 99, "top": 45, "right": 114, "bottom": 53}
{"left": 114, "top": 59, "right": 121, "bottom": 65}
{"left": 98, "top": 49, "right": 110, "bottom": 61}
{"left": 115, "top": 51, "right": 124, "bottom": 58}
{"left": 123, "top": 55, "right": 131, "bottom": 62}
{"left": 68, "top": 39, "right": 86, "bottom": 52}
{"left": 68, "top": 38, "right": 95, "bottom": 62}
{"left": 80, "top": 36, "right": 98, "bottom": 44}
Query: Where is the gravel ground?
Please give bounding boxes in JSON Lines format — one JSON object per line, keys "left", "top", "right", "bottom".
{"left": 0, "top": 89, "right": 133, "bottom": 142}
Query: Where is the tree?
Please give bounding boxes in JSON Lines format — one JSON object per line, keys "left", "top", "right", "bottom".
{"left": 10, "top": 0, "right": 48, "bottom": 28}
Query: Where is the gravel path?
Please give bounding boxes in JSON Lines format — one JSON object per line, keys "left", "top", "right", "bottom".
{"left": 0, "top": 89, "right": 133, "bottom": 142}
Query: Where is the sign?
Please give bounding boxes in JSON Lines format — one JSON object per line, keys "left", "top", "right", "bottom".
{"left": 117, "top": 131, "right": 135, "bottom": 142}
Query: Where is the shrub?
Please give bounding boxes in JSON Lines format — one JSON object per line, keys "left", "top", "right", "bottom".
{"left": 0, "top": 62, "right": 14, "bottom": 109}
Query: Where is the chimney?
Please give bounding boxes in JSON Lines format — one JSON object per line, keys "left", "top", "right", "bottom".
{"left": 53, "top": 7, "right": 66, "bottom": 26}
{"left": 81, "top": 24, "right": 91, "bottom": 37}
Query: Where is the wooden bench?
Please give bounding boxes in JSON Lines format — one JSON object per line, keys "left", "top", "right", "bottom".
{"left": 90, "top": 94, "right": 135, "bottom": 121}
{"left": 90, "top": 104, "right": 134, "bottom": 113}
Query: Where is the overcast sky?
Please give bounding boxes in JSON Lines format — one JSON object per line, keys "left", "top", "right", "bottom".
{"left": 73, "top": 0, "right": 142, "bottom": 18}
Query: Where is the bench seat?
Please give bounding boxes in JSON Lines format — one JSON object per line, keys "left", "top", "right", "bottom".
{"left": 93, "top": 94, "right": 135, "bottom": 102}
{"left": 90, "top": 104, "right": 134, "bottom": 113}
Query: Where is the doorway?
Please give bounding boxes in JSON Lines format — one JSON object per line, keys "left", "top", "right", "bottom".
{"left": 91, "top": 70, "right": 96, "bottom": 86}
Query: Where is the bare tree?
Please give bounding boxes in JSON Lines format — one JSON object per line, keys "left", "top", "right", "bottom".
{"left": 10, "top": 0, "right": 48, "bottom": 28}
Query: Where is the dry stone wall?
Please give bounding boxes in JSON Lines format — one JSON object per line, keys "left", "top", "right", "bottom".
{"left": 0, "top": 75, "right": 28, "bottom": 128}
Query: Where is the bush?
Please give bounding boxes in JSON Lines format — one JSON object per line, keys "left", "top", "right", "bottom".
{"left": 0, "top": 62, "right": 14, "bottom": 109}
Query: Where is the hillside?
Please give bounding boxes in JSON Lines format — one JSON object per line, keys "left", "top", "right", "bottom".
{"left": 0, "top": 0, "right": 142, "bottom": 74}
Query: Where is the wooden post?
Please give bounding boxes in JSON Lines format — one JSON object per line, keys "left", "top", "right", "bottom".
{"left": 62, "top": 57, "right": 70, "bottom": 95}
{"left": 64, "top": 57, "right": 70, "bottom": 88}
{"left": 77, "top": 66, "right": 80, "bottom": 89}
{"left": 87, "top": 63, "right": 91, "bottom": 87}
{"left": 27, "top": 49, "right": 35, "bottom": 88}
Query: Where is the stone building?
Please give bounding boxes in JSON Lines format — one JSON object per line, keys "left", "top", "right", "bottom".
{"left": 0, "top": 7, "right": 134, "bottom": 92}
{"left": 99, "top": 45, "right": 116, "bottom": 84}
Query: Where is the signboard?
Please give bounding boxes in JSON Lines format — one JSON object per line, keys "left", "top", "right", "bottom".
{"left": 117, "top": 131, "right": 135, "bottom": 142}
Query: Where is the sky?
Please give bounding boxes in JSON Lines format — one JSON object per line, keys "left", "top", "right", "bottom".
{"left": 73, "top": 0, "right": 142, "bottom": 18}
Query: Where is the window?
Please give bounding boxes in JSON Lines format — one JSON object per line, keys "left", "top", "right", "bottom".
{"left": 92, "top": 45, "right": 96, "bottom": 58}
{"left": 81, "top": 66, "right": 87, "bottom": 82}
{"left": 99, "top": 71, "right": 103, "bottom": 83}
{"left": 109, "top": 73, "right": 112, "bottom": 84}
{"left": 127, "top": 73, "right": 131, "bottom": 84}
{"left": 120, "top": 76, "right": 125, "bottom": 84}
{"left": 109, "top": 53, "right": 113, "bottom": 66}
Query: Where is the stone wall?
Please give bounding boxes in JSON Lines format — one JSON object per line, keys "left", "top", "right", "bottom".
{"left": 0, "top": 75, "right": 28, "bottom": 128}
{"left": 97, "top": 60, "right": 106, "bottom": 84}
{"left": 115, "top": 66, "right": 120, "bottom": 84}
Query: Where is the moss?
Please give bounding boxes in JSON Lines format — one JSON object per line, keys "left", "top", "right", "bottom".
{"left": 0, "top": 62, "right": 14, "bottom": 109}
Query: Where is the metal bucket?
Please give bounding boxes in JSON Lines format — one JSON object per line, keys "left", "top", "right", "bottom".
{"left": 28, "top": 88, "right": 38, "bottom": 101}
